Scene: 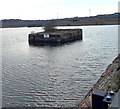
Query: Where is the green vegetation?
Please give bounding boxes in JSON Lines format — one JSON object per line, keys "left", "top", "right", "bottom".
{"left": 107, "top": 68, "right": 120, "bottom": 92}
{"left": 1, "top": 13, "right": 119, "bottom": 28}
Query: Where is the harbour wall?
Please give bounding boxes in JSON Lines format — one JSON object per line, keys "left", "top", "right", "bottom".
{"left": 78, "top": 54, "right": 120, "bottom": 108}
{"left": 29, "top": 29, "right": 82, "bottom": 45}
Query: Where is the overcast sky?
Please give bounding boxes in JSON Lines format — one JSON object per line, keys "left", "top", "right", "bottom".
{"left": 0, "top": 0, "right": 119, "bottom": 20}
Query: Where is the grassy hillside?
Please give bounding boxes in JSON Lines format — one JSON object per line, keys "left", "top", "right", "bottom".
{"left": 1, "top": 13, "right": 119, "bottom": 28}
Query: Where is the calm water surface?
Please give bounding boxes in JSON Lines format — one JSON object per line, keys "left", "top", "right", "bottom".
{"left": 2, "top": 25, "right": 118, "bottom": 107}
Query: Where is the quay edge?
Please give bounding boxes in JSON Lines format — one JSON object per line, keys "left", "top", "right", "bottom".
{"left": 28, "top": 29, "right": 82, "bottom": 45}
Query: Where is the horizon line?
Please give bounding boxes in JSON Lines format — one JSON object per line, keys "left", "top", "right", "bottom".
{"left": 0, "top": 12, "right": 119, "bottom": 21}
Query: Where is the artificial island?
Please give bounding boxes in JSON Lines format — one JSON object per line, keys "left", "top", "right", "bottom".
{"left": 29, "top": 21, "right": 82, "bottom": 45}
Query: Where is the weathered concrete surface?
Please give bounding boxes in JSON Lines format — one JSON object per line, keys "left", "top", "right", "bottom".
{"left": 28, "top": 29, "right": 82, "bottom": 45}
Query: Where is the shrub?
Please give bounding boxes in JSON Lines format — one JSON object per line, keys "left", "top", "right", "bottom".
{"left": 107, "top": 72, "right": 120, "bottom": 92}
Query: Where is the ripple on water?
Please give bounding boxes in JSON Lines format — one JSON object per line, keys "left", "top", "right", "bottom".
{"left": 2, "top": 26, "right": 118, "bottom": 107}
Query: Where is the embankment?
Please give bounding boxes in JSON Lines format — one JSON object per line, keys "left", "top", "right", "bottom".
{"left": 1, "top": 13, "right": 119, "bottom": 28}
{"left": 78, "top": 54, "right": 120, "bottom": 108}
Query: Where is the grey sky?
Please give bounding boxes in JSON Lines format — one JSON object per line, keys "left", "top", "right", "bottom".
{"left": 0, "top": 0, "right": 119, "bottom": 20}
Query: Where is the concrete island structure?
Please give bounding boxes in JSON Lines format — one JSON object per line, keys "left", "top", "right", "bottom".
{"left": 28, "top": 29, "right": 82, "bottom": 45}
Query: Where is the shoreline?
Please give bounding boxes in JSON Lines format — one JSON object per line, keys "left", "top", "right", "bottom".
{"left": 0, "top": 24, "right": 119, "bottom": 29}
{"left": 1, "top": 13, "right": 119, "bottom": 28}
{"left": 78, "top": 54, "right": 120, "bottom": 108}
{"left": 0, "top": 24, "right": 118, "bottom": 29}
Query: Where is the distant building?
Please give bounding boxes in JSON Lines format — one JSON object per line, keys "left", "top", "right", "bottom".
{"left": 114, "top": 12, "right": 120, "bottom": 15}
